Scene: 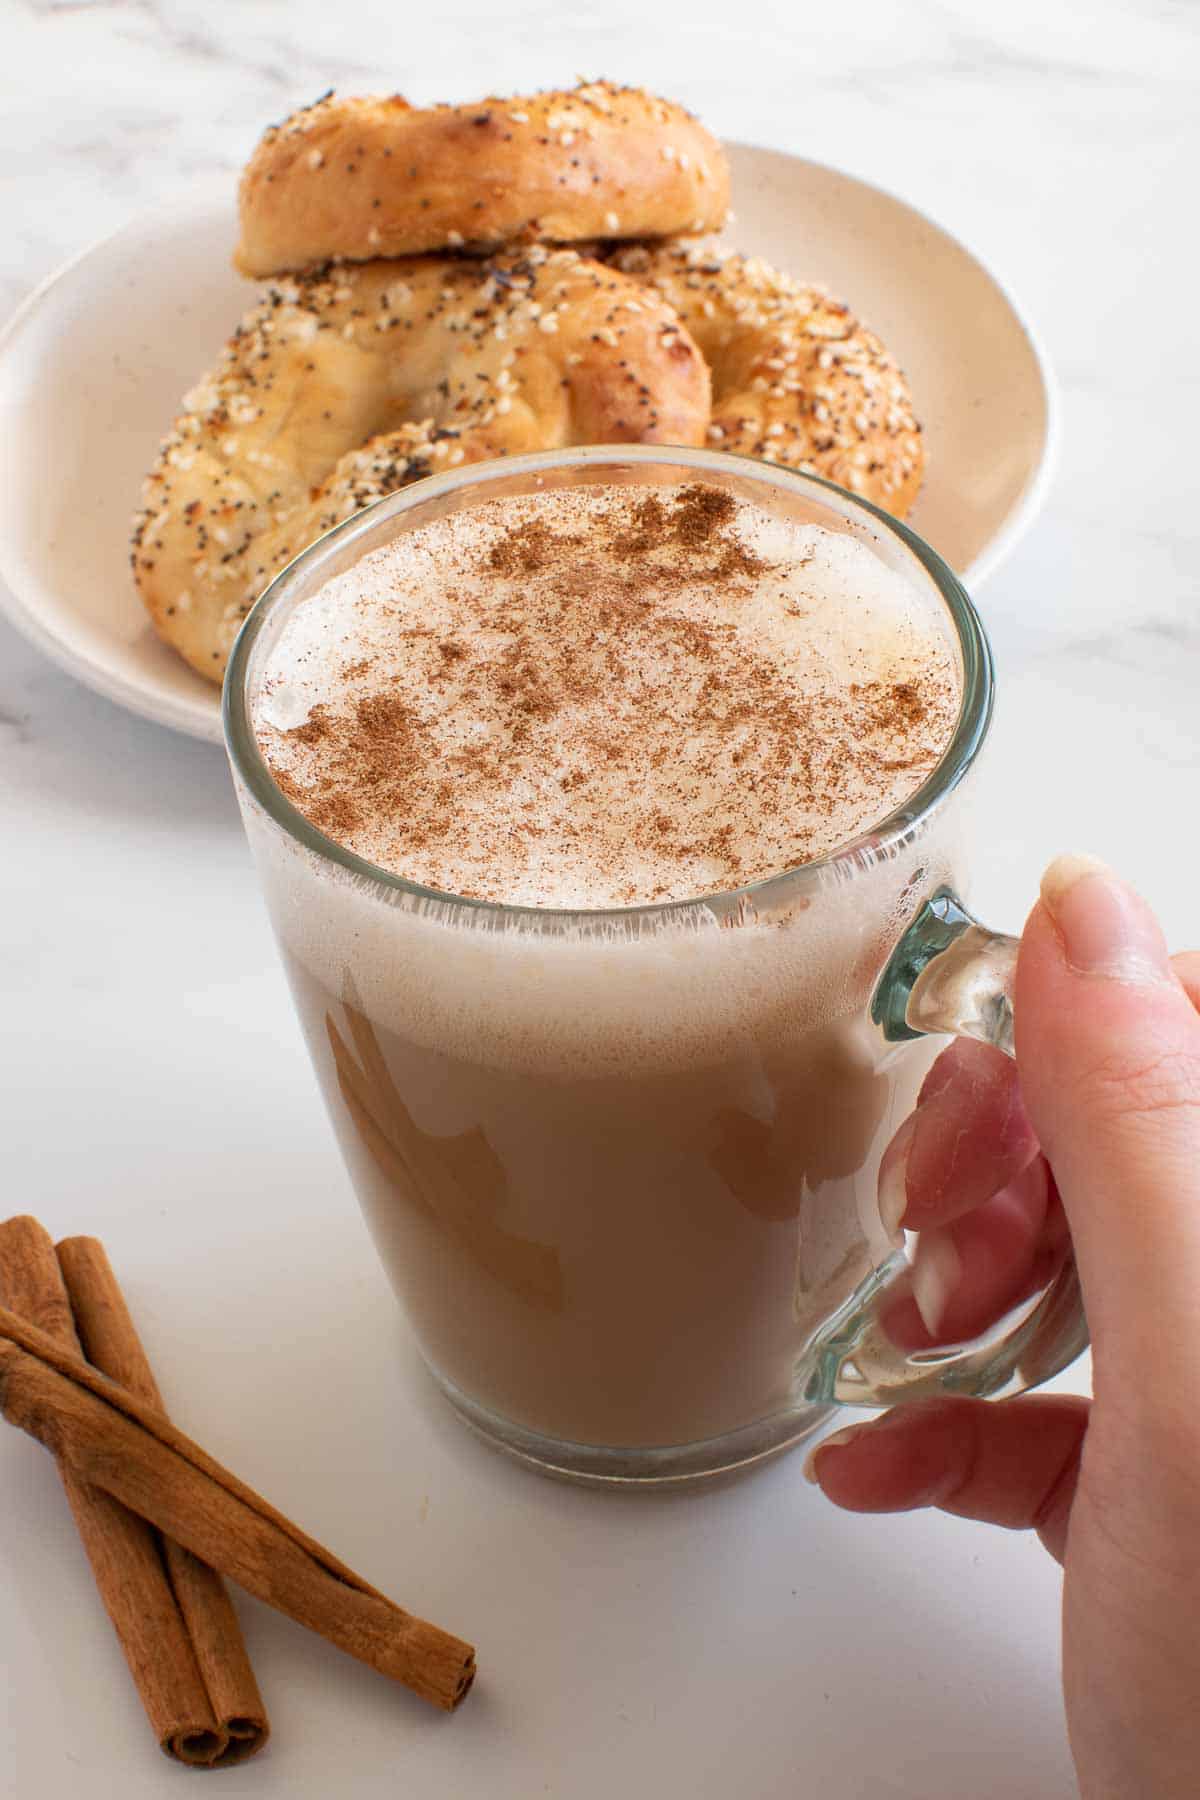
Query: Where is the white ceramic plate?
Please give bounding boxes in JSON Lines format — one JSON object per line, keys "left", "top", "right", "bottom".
{"left": 0, "top": 149, "right": 1055, "bottom": 743}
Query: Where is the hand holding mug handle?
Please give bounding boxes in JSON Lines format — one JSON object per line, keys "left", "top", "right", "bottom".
{"left": 806, "top": 868, "right": 1089, "bottom": 1407}
{"left": 808, "top": 856, "right": 1200, "bottom": 1799}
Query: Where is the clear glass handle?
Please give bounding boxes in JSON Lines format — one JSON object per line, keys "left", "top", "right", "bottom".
{"left": 805, "top": 890, "right": 1089, "bottom": 1409}
{"left": 871, "top": 888, "right": 1019, "bottom": 1055}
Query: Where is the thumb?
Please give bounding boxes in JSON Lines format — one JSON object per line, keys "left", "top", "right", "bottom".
{"left": 1015, "top": 855, "right": 1200, "bottom": 1408}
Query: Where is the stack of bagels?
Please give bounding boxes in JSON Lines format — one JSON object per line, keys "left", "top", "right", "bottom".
{"left": 132, "top": 82, "right": 924, "bottom": 684}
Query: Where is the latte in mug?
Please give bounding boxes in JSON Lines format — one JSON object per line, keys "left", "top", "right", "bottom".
{"left": 239, "top": 475, "right": 964, "bottom": 1467}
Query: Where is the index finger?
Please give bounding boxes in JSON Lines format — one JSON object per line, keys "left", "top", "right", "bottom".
{"left": 878, "top": 1036, "right": 1037, "bottom": 1237}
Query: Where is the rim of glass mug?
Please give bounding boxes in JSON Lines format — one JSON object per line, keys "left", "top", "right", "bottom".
{"left": 223, "top": 443, "right": 993, "bottom": 918}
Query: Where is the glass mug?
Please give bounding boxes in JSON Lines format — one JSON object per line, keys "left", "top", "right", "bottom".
{"left": 224, "top": 446, "right": 1087, "bottom": 1484}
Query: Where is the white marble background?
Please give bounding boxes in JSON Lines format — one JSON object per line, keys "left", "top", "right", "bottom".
{"left": 1, "top": 3, "right": 1197, "bottom": 1797}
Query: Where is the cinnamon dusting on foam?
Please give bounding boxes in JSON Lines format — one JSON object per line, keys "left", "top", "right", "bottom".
{"left": 253, "top": 482, "right": 960, "bottom": 906}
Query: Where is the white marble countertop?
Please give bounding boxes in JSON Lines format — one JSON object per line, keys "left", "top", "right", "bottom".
{"left": 1, "top": 3, "right": 1197, "bottom": 1795}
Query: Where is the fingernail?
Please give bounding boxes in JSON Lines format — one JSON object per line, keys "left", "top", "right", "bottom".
{"left": 803, "top": 1423, "right": 866, "bottom": 1485}
{"left": 877, "top": 1115, "right": 916, "bottom": 1241}
{"left": 910, "top": 1229, "right": 962, "bottom": 1336}
{"left": 1040, "top": 854, "right": 1171, "bottom": 984}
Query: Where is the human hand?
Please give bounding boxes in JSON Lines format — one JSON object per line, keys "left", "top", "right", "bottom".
{"left": 806, "top": 856, "right": 1200, "bottom": 1799}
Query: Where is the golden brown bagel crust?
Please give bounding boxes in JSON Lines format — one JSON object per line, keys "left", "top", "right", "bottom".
{"left": 132, "top": 248, "right": 710, "bottom": 683}
{"left": 611, "top": 242, "right": 924, "bottom": 517}
{"left": 235, "top": 83, "right": 730, "bottom": 276}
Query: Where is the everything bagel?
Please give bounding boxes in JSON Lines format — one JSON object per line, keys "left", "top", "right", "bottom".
{"left": 235, "top": 83, "right": 730, "bottom": 276}
{"left": 132, "top": 248, "right": 710, "bottom": 682}
{"left": 610, "top": 242, "right": 924, "bottom": 516}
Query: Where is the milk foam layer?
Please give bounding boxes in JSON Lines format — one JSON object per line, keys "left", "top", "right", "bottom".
{"left": 253, "top": 481, "right": 961, "bottom": 907}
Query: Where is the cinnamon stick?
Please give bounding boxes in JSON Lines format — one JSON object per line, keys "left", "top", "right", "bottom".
{"left": 0, "top": 1217, "right": 264, "bottom": 1766}
{"left": 57, "top": 1235, "right": 268, "bottom": 1760}
{"left": 0, "top": 1291, "right": 475, "bottom": 1712}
